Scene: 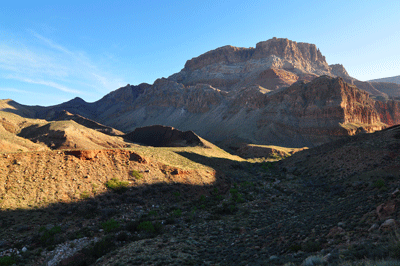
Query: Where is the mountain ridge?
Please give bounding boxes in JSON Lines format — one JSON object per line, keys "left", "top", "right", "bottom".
{"left": 1, "top": 37, "right": 400, "bottom": 149}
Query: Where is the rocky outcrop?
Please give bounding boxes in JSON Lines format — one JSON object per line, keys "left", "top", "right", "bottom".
{"left": 375, "top": 100, "right": 400, "bottom": 125}
{"left": 329, "top": 64, "right": 350, "bottom": 78}
{"left": 125, "top": 125, "right": 205, "bottom": 147}
{"left": 170, "top": 38, "right": 332, "bottom": 91}
{"left": 184, "top": 38, "right": 329, "bottom": 74}
{"left": 253, "top": 38, "right": 330, "bottom": 73}
{"left": 184, "top": 45, "right": 255, "bottom": 71}
{"left": 134, "top": 78, "right": 225, "bottom": 113}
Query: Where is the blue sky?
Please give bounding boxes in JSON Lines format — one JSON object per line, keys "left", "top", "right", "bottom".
{"left": 1, "top": 1, "right": 400, "bottom": 106}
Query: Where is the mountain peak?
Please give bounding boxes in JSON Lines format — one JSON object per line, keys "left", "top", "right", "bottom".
{"left": 67, "top": 97, "right": 86, "bottom": 104}
{"left": 170, "top": 37, "right": 331, "bottom": 91}
{"left": 182, "top": 37, "right": 329, "bottom": 73}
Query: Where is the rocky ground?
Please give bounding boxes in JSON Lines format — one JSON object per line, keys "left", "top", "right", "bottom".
{"left": 0, "top": 126, "right": 400, "bottom": 265}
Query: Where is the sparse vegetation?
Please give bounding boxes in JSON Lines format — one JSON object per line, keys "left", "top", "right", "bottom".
{"left": 38, "top": 225, "right": 62, "bottom": 247}
{"left": 137, "top": 221, "right": 155, "bottom": 233}
{"left": 80, "top": 191, "right": 90, "bottom": 199}
{"left": 130, "top": 169, "right": 143, "bottom": 180}
{"left": 0, "top": 256, "right": 16, "bottom": 266}
{"left": 101, "top": 218, "right": 120, "bottom": 233}
{"left": 1, "top": 120, "right": 400, "bottom": 265}
{"left": 105, "top": 178, "right": 129, "bottom": 193}
{"left": 374, "top": 178, "right": 386, "bottom": 189}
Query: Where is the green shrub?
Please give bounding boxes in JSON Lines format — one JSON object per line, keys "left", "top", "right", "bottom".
{"left": 390, "top": 240, "right": 400, "bottom": 259}
{"left": 105, "top": 178, "right": 129, "bottom": 192}
{"left": 39, "top": 225, "right": 62, "bottom": 247}
{"left": 130, "top": 170, "right": 143, "bottom": 180}
{"left": 0, "top": 256, "right": 16, "bottom": 266}
{"left": 374, "top": 178, "right": 386, "bottom": 189}
{"left": 215, "top": 202, "right": 238, "bottom": 215}
{"left": 173, "top": 209, "right": 182, "bottom": 217}
{"left": 288, "top": 244, "right": 302, "bottom": 252}
{"left": 261, "top": 162, "right": 273, "bottom": 171}
{"left": 101, "top": 219, "right": 120, "bottom": 233}
{"left": 230, "top": 188, "right": 244, "bottom": 203}
{"left": 137, "top": 221, "right": 155, "bottom": 233}
{"left": 302, "top": 241, "right": 321, "bottom": 252}
{"left": 84, "top": 235, "right": 115, "bottom": 261}
{"left": 199, "top": 195, "right": 206, "bottom": 202}
{"left": 147, "top": 210, "right": 158, "bottom": 217}
{"left": 80, "top": 191, "right": 90, "bottom": 199}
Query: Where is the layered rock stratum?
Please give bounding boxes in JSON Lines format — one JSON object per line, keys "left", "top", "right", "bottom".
{"left": 1, "top": 37, "right": 400, "bottom": 149}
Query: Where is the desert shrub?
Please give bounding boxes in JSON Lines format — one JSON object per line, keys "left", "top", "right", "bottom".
{"left": 240, "top": 181, "right": 254, "bottom": 187}
{"left": 127, "top": 220, "right": 162, "bottom": 235}
{"left": 374, "top": 178, "right": 386, "bottom": 189}
{"left": 101, "top": 218, "right": 120, "bottom": 233}
{"left": 68, "top": 227, "right": 94, "bottom": 240}
{"left": 137, "top": 221, "right": 155, "bottom": 233}
{"left": 105, "top": 178, "right": 129, "bottom": 193}
{"left": 343, "top": 243, "right": 388, "bottom": 260}
{"left": 80, "top": 191, "right": 90, "bottom": 199}
{"left": 82, "top": 235, "right": 115, "bottom": 262}
{"left": 288, "top": 244, "right": 302, "bottom": 252}
{"left": 390, "top": 244, "right": 400, "bottom": 259}
{"left": 130, "top": 170, "right": 143, "bottom": 180}
{"left": 39, "top": 225, "right": 62, "bottom": 247}
{"left": 116, "top": 231, "right": 129, "bottom": 241}
{"left": 230, "top": 188, "right": 244, "bottom": 203}
{"left": 302, "top": 241, "right": 321, "bottom": 252}
{"left": 147, "top": 210, "right": 158, "bottom": 217}
{"left": 215, "top": 202, "right": 238, "bottom": 215}
{"left": 261, "top": 162, "right": 274, "bottom": 171}
{"left": 0, "top": 256, "right": 16, "bottom": 266}
{"left": 173, "top": 191, "right": 181, "bottom": 199}
{"left": 199, "top": 195, "right": 206, "bottom": 202}
{"left": 173, "top": 209, "right": 182, "bottom": 217}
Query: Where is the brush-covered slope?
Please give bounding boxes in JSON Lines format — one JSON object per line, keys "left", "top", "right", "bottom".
{"left": 279, "top": 124, "right": 400, "bottom": 183}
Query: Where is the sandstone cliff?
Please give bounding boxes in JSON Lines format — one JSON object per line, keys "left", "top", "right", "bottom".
{"left": 50, "top": 76, "right": 389, "bottom": 148}
{"left": 169, "top": 38, "right": 332, "bottom": 92}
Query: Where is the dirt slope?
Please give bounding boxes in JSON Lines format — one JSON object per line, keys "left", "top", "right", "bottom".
{"left": 0, "top": 111, "right": 132, "bottom": 152}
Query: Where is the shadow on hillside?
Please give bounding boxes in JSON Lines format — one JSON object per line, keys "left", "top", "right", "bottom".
{"left": 0, "top": 151, "right": 258, "bottom": 255}
{"left": 175, "top": 151, "right": 257, "bottom": 182}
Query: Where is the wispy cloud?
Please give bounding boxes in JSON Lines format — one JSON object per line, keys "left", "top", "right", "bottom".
{"left": 0, "top": 30, "right": 127, "bottom": 103}
{"left": 0, "top": 87, "right": 32, "bottom": 94}
{"left": 6, "top": 76, "right": 81, "bottom": 94}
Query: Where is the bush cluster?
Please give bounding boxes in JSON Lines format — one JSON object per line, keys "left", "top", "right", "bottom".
{"left": 105, "top": 178, "right": 129, "bottom": 193}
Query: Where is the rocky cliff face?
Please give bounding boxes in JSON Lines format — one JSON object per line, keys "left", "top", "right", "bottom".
{"left": 375, "top": 100, "right": 400, "bottom": 125}
{"left": 87, "top": 76, "right": 390, "bottom": 148}
{"left": 329, "top": 64, "right": 350, "bottom": 78}
{"left": 169, "top": 38, "right": 332, "bottom": 92}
